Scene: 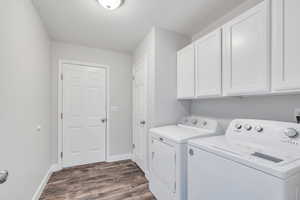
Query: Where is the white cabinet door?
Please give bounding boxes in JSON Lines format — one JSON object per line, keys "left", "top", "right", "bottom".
{"left": 177, "top": 44, "right": 195, "bottom": 99}
{"left": 195, "top": 29, "right": 222, "bottom": 98}
{"left": 272, "top": 0, "right": 300, "bottom": 92}
{"left": 223, "top": 1, "right": 270, "bottom": 96}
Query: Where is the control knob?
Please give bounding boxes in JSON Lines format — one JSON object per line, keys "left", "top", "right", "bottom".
{"left": 235, "top": 123, "right": 242, "bottom": 130}
{"left": 255, "top": 126, "right": 263, "bottom": 132}
{"left": 284, "top": 128, "right": 299, "bottom": 138}
{"left": 191, "top": 119, "right": 198, "bottom": 125}
{"left": 201, "top": 121, "right": 207, "bottom": 127}
{"left": 244, "top": 124, "right": 252, "bottom": 131}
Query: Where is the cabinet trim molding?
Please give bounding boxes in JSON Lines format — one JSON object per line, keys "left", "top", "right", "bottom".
{"left": 272, "top": 0, "right": 300, "bottom": 92}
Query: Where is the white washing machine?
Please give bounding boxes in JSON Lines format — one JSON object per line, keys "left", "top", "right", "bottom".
{"left": 188, "top": 119, "right": 300, "bottom": 200}
{"left": 149, "top": 116, "right": 223, "bottom": 200}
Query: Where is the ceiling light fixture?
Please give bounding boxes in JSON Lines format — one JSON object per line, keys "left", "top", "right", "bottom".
{"left": 97, "top": 0, "right": 124, "bottom": 10}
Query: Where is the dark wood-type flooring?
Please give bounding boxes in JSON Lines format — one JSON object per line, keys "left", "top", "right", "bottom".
{"left": 40, "top": 160, "right": 156, "bottom": 200}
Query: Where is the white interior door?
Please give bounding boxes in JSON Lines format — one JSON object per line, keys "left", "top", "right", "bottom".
{"left": 62, "top": 63, "right": 107, "bottom": 167}
{"left": 133, "top": 57, "right": 148, "bottom": 172}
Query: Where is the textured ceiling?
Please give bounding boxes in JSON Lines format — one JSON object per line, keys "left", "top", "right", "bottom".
{"left": 33, "top": 0, "right": 247, "bottom": 52}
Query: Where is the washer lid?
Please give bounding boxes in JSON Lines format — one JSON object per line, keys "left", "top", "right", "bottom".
{"left": 150, "top": 125, "right": 222, "bottom": 144}
{"left": 189, "top": 136, "right": 300, "bottom": 179}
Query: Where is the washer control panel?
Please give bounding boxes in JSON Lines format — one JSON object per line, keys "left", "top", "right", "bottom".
{"left": 228, "top": 119, "right": 300, "bottom": 147}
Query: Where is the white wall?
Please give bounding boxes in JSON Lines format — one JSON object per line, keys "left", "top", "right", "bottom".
{"left": 191, "top": 0, "right": 300, "bottom": 127}
{"left": 154, "top": 28, "right": 191, "bottom": 127}
{"left": 51, "top": 42, "right": 132, "bottom": 163}
{"left": 0, "top": 0, "right": 51, "bottom": 199}
{"left": 191, "top": 95, "right": 300, "bottom": 124}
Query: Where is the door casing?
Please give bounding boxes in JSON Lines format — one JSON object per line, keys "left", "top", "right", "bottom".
{"left": 57, "top": 60, "right": 110, "bottom": 169}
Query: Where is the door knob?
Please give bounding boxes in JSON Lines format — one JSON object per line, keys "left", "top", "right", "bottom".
{"left": 140, "top": 120, "right": 146, "bottom": 125}
{"left": 0, "top": 170, "right": 8, "bottom": 184}
{"left": 101, "top": 118, "right": 107, "bottom": 123}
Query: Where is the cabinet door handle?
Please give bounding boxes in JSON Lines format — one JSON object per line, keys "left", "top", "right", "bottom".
{"left": 140, "top": 120, "right": 146, "bottom": 125}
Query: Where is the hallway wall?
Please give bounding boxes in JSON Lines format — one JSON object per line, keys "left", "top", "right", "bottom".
{"left": 0, "top": 0, "right": 52, "bottom": 199}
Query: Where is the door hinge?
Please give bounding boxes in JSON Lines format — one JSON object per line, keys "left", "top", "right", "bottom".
{"left": 60, "top": 74, "right": 63, "bottom": 81}
{"left": 60, "top": 152, "right": 63, "bottom": 158}
{"left": 61, "top": 112, "right": 63, "bottom": 119}
{"left": 132, "top": 76, "right": 135, "bottom": 81}
{"left": 132, "top": 144, "right": 135, "bottom": 149}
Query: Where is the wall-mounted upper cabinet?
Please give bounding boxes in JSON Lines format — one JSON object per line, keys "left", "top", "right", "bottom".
{"left": 272, "top": 0, "right": 300, "bottom": 93}
{"left": 177, "top": 0, "right": 300, "bottom": 99}
{"left": 177, "top": 44, "right": 195, "bottom": 99}
{"left": 222, "top": 1, "right": 270, "bottom": 96}
{"left": 195, "top": 29, "right": 222, "bottom": 98}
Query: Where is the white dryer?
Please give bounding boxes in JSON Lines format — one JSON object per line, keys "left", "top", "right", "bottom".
{"left": 188, "top": 119, "right": 300, "bottom": 200}
{"left": 149, "top": 116, "right": 223, "bottom": 200}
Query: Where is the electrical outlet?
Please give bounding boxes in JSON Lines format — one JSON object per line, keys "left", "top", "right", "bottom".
{"left": 294, "top": 109, "right": 300, "bottom": 123}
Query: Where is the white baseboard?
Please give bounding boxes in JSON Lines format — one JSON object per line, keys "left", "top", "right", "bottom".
{"left": 32, "top": 164, "right": 57, "bottom": 200}
{"left": 107, "top": 154, "right": 132, "bottom": 162}
{"left": 145, "top": 170, "right": 150, "bottom": 181}
{"left": 51, "top": 164, "right": 62, "bottom": 172}
{"left": 131, "top": 157, "right": 150, "bottom": 180}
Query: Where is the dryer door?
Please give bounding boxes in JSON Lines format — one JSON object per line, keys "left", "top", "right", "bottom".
{"left": 150, "top": 138, "right": 176, "bottom": 199}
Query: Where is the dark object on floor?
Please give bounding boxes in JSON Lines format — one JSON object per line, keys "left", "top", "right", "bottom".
{"left": 40, "top": 160, "right": 156, "bottom": 200}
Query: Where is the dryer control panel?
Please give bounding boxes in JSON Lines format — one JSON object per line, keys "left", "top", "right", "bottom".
{"left": 178, "top": 116, "right": 223, "bottom": 133}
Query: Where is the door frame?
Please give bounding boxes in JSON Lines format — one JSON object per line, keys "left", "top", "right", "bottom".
{"left": 57, "top": 59, "right": 110, "bottom": 169}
